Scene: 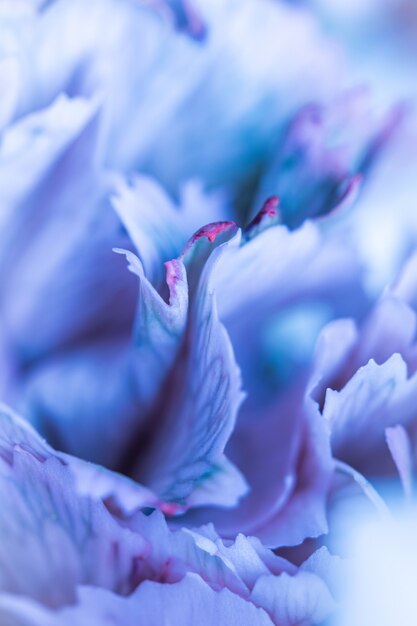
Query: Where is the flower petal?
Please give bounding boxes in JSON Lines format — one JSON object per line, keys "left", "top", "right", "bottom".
{"left": 112, "top": 175, "right": 225, "bottom": 286}
{"left": 253, "top": 91, "right": 401, "bottom": 228}
{"left": 0, "top": 402, "right": 164, "bottom": 517}
{"left": 385, "top": 425, "right": 414, "bottom": 499}
{"left": 129, "top": 223, "right": 247, "bottom": 508}
{"left": 20, "top": 222, "right": 247, "bottom": 510}
{"left": 0, "top": 574, "right": 274, "bottom": 626}
{"left": 324, "top": 354, "right": 417, "bottom": 473}
{"left": 0, "top": 405, "right": 151, "bottom": 608}
{"left": 0, "top": 94, "right": 137, "bottom": 375}
{"left": 214, "top": 219, "right": 362, "bottom": 327}
{"left": 251, "top": 566, "right": 336, "bottom": 626}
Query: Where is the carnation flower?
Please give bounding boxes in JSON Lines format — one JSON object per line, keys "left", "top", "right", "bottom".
{"left": 1, "top": 0, "right": 417, "bottom": 624}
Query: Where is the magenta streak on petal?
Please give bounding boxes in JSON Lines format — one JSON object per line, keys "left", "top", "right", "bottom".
{"left": 247, "top": 196, "right": 280, "bottom": 229}
{"left": 245, "top": 196, "right": 281, "bottom": 240}
{"left": 161, "top": 258, "right": 188, "bottom": 308}
{"left": 159, "top": 501, "right": 186, "bottom": 516}
{"left": 181, "top": 221, "right": 236, "bottom": 256}
{"left": 164, "top": 259, "right": 184, "bottom": 298}
{"left": 192, "top": 221, "right": 236, "bottom": 244}
{"left": 165, "top": 260, "right": 182, "bottom": 286}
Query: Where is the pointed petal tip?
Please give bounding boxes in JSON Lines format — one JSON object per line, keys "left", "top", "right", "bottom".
{"left": 189, "top": 221, "right": 237, "bottom": 245}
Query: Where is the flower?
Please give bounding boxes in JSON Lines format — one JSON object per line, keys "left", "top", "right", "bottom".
{"left": 0, "top": 0, "right": 368, "bottom": 549}
{"left": 1, "top": 0, "right": 417, "bottom": 624}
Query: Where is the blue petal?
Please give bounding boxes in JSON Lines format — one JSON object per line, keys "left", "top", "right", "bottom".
{"left": 20, "top": 221, "right": 247, "bottom": 510}
{"left": 0, "top": 574, "right": 274, "bottom": 626}
{"left": 112, "top": 175, "right": 226, "bottom": 286}
{"left": 251, "top": 560, "right": 336, "bottom": 626}
{"left": 4, "top": 0, "right": 343, "bottom": 192}
{"left": 128, "top": 222, "right": 248, "bottom": 507}
{"left": 0, "top": 95, "right": 137, "bottom": 374}
{"left": 323, "top": 354, "right": 417, "bottom": 473}
{"left": 0, "top": 405, "right": 151, "bottom": 607}
{"left": 385, "top": 425, "right": 414, "bottom": 500}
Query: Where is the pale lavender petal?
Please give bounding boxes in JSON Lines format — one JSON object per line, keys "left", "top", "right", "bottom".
{"left": 20, "top": 343, "right": 140, "bottom": 467}
{"left": 300, "top": 546, "right": 344, "bottom": 599}
{"left": 323, "top": 354, "right": 417, "bottom": 474}
{"left": 214, "top": 219, "right": 362, "bottom": 326}
{"left": 251, "top": 567, "right": 336, "bottom": 626}
{"left": 0, "top": 575, "right": 274, "bottom": 626}
{"left": 0, "top": 407, "right": 151, "bottom": 608}
{"left": 185, "top": 455, "right": 249, "bottom": 509}
{"left": 182, "top": 386, "right": 332, "bottom": 548}
{"left": 19, "top": 243, "right": 188, "bottom": 468}
{"left": 1, "top": 0, "right": 345, "bottom": 195}
{"left": 0, "top": 57, "right": 19, "bottom": 130}
{"left": 252, "top": 90, "right": 385, "bottom": 228}
{"left": 0, "top": 94, "right": 136, "bottom": 373}
{"left": 112, "top": 175, "right": 225, "bottom": 286}
{"left": 183, "top": 392, "right": 300, "bottom": 542}
{"left": 19, "top": 221, "right": 247, "bottom": 511}
{"left": 385, "top": 425, "right": 414, "bottom": 499}
{"left": 0, "top": 402, "right": 165, "bottom": 517}
{"left": 390, "top": 250, "right": 417, "bottom": 309}
{"left": 310, "top": 294, "right": 417, "bottom": 407}
{"left": 187, "top": 527, "right": 296, "bottom": 589}
{"left": 0, "top": 404, "right": 259, "bottom": 607}
{"left": 0, "top": 594, "right": 50, "bottom": 626}
{"left": 308, "top": 318, "right": 359, "bottom": 401}
{"left": 353, "top": 296, "right": 416, "bottom": 368}
{"left": 131, "top": 223, "right": 247, "bottom": 508}
{"left": 251, "top": 399, "right": 332, "bottom": 547}
{"left": 128, "top": 511, "right": 248, "bottom": 596}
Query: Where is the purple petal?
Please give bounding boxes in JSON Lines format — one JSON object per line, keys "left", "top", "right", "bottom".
{"left": 19, "top": 220, "right": 247, "bottom": 511}
{"left": 0, "top": 574, "right": 274, "bottom": 626}
{"left": 129, "top": 222, "right": 247, "bottom": 508}
{"left": 0, "top": 402, "right": 165, "bottom": 517}
{"left": 323, "top": 354, "right": 417, "bottom": 474}
{"left": 0, "top": 406, "right": 151, "bottom": 607}
{"left": 251, "top": 566, "right": 336, "bottom": 626}
{"left": 214, "top": 219, "right": 362, "bottom": 326}
{"left": 252, "top": 90, "right": 400, "bottom": 228}
{"left": 0, "top": 95, "right": 136, "bottom": 374}
{"left": 182, "top": 386, "right": 332, "bottom": 548}
{"left": 112, "top": 175, "right": 226, "bottom": 286}
{"left": 385, "top": 425, "right": 414, "bottom": 499}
